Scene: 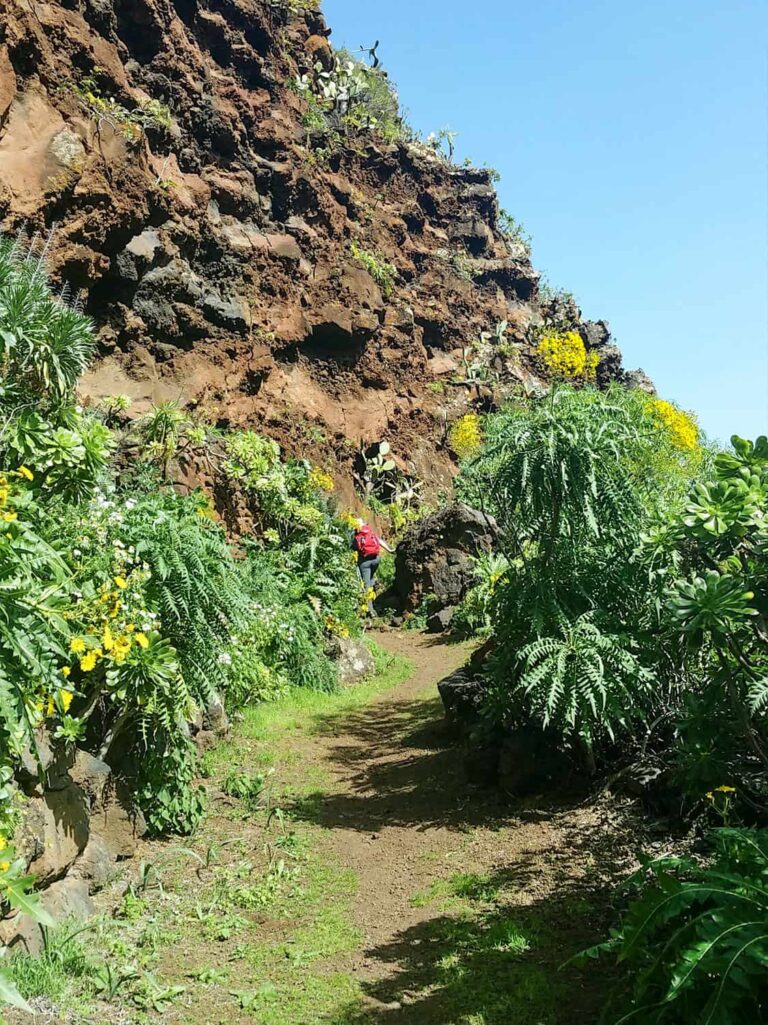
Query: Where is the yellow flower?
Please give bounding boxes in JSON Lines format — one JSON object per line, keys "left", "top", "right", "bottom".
{"left": 0, "top": 861, "right": 10, "bottom": 873}
{"left": 125, "top": 624, "right": 136, "bottom": 633}
{"left": 61, "top": 666, "right": 71, "bottom": 678}
{"left": 0, "top": 487, "right": 8, "bottom": 506}
{"left": 0, "top": 835, "right": 7, "bottom": 852}
{"left": 705, "top": 791, "right": 714, "bottom": 800}
{"left": 536, "top": 331, "right": 599, "bottom": 380}
{"left": 102, "top": 624, "right": 114, "bottom": 652}
{"left": 646, "top": 398, "right": 699, "bottom": 451}
{"left": 112, "top": 636, "right": 132, "bottom": 663}
{"left": 79, "top": 651, "right": 99, "bottom": 672}
{"left": 17, "top": 465, "right": 34, "bottom": 481}
{"left": 114, "top": 576, "right": 127, "bottom": 589}
{"left": 715, "top": 785, "right": 736, "bottom": 793}
{"left": 2, "top": 512, "right": 17, "bottom": 523}
{"left": 70, "top": 637, "right": 86, "bottom": 653}
{"left": 59, "top": 691, "right": 74, "bottom": 713}
{"left": 449, "top": 414, "right": 483, "bottom": 460}
{"left": 135, "top": 632, "right": 149, "bottom": 649}
{"left": 46, "top": 696, "right": 55, "bottom": 717}
{"left": 309, "top": 467, "right": 335, "bottom": 492}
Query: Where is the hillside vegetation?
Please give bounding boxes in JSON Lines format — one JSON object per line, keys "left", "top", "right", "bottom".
{"left": 0, "top": 0, "right": 765, "bottom": 1023}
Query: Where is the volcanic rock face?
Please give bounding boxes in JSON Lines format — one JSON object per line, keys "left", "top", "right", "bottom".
{"left": 0, "top": 0, "right": 648, "bottom": 488}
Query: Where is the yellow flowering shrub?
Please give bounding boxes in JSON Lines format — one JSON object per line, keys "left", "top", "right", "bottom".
{"left": 450, "top": 414, "right": 483, "bottom": 460}
{"left": 340, "top": 510, "right": 362, "bottom": 530}
{"left": 309, "top": 467, "right": 335, "bottom": 492}
{"left": 324, "top": 613, "right": 350, "bottom": 638}
{"left": 536, "top": 331, "right": 599, "bottom": 381}
{"left": 646, "top": 398, "right": 699, "bottom": 451}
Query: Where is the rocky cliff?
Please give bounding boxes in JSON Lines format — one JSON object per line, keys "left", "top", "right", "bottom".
{"left": 0, "top": 0, "right": 649, "bottom": 495}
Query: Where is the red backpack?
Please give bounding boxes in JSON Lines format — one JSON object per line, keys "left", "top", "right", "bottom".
{"left": 355, "top": 525, "right": 381, "bottom": 558}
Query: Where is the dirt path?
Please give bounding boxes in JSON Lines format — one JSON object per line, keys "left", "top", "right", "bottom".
{"left": 20, "top": 632, "right": 643, "bottom": 1025}
{"left": 267, "top": 630, "right": 640, "bottom": 1023}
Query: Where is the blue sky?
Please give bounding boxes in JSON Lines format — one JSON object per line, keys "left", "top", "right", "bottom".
{"left": 323, "top": 0, "right": 767, "bottom": 444}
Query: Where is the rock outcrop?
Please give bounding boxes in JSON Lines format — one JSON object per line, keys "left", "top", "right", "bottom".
{"left": 0, "top": 0, "right": 650, "bottom": 500}
{"left": 0, "top": 738, "right": 146, "bottom": 955}
{"left": 394, "top": 503, "right": 500, "bottom": 628}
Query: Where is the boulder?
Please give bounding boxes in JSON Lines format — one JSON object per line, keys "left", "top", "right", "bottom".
{"left": 437, "top": 668, "right": 487, "bottom": 726}
{"left": 0, "top": 877, "right": 95, "bottom": 956}
{"left": 203, "top": 692, "right": 230, "bottom": 738}
{"left": 624, "top": 367, "right": 656, "bottom": 394}
{"left": 71, "top": 834, "right": 118, "bottom": 890}
{"left": 579, "top": 319, "right": 612, "bottom": 350}
{"left": 427, "top": 607, "right": 456, "bottom": 633}
{"left": 17, "top": 784, "right": 90, "bottom": 886}
{"left": 595, "top": 343, "right": 625, "bottom": 386}
{"left": 332, "top": 637, "right": 376, "bottom": 686}
{"left": 395, "top": 503, "right": 500, "bottom": 623}
{"left": 68, "top": 750, "right": 112, "bottom": 810}
{"left": 90, "top": 785, "right": 147, "bottom": 860}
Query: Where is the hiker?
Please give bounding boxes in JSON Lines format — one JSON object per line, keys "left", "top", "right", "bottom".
{"left": 352, "top": 520, "right": 394, "bottom": 616}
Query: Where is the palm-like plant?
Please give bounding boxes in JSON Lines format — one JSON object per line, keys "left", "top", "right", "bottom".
{"left": 460, "top": 385, "right": 700, "bottom": 759}
{"left": 137, "top": 401, "right": 188, "bottom": 479}
{"left": 0, "top": 235, "right": 93, "bottom": 405}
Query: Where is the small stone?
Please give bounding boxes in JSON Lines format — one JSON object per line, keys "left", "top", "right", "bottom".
{"left": 332, "top": 638, "right": 375, "bottom": 686}
{"left": 48, "top": 127, "right": 86, "bottom": 170}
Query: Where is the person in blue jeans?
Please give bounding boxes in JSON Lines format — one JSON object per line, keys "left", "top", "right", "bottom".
{"left": 352, "top": 519, "right": 395, "bottom": 616}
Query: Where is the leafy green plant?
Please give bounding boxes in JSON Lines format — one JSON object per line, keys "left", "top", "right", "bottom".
{"left": 452, "top": 553, "right": 510, "bottom": 638}
{"left": 295, "top": 48, "right": 410, "bottom": 149}
{"left": 458, "top": 385, "right": 702, "bottom": 763}
{"left": 650, "top": 434, "right": 768, "bottom": 801}
{"left": 518, "top": 616, "right": 652, "bottom": 755}
{"left": 585, "top": 828, "right": 768, "bottom": 1024}
{"left": 222, "top": 771, "right": 266, "bottom": 812}
{"left": 0, "top": 841, "right": 56, "bottom": 1015}
{"left": 136, "top": 400, "right": 188, "bottom": 479}
{"left": 350, "top": 241, "right": 397, "bottom": 296}
{"left": 356, "top": 441, "right": 396, "bottom": 500}
{"left": 72, "top": 74, "right": 172, "bottom": 140}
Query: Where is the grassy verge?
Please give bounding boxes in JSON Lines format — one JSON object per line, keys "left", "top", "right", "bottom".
{"left": 5, "top": 641, "right": 412, "bottom": 1025}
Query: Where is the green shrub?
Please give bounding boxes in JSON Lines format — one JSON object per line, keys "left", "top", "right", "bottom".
{"left": 458, "top": 385, "right": 703, "bottom": 761}
{"left": 295, "top": 49, "right": 411, "bottom": 149}
{"left": 350, "top": 241, "right": 397, "bottom": 296}
{"left": 0, "top": 232, "right": 364, "bottom": 842}
{"left": 451, "top": 552, "right": 509, "bottom": 638}
{"left": 585, "top": 828, "right": 768, "bottom": 1024}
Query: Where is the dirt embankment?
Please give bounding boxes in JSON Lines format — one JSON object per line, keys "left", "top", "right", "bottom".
{"left": 0, "top": 0, "right": 646, "bottom": 499}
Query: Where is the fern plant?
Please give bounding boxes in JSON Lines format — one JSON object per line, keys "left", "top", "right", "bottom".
{"left": 517, "top": 616, "right": 653, "bottom": 752}
{"left": 120, "top": 490, "right": 250, "bottom": 708}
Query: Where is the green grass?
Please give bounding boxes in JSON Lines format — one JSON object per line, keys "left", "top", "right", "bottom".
{"left": 4, "top": 642, "right": 411, "bottom": 1025}
{"left": 200, "top": 640, "right": 411, "bottom": 780}
{"left": 412, "top": 871, "right": 506, "bottom": 909}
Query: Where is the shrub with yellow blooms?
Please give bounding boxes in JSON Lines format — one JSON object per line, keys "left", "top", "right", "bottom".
{"left": 450, "top": 413, "right": 483, "bottom": 460}
{"left": 646, "top": 398, "right": 699, "bottom": 451}
{"left": 536, "top": 331, "right": 599, "bottom": 381}
{"left": 309, "top": 466, "right": 335, "bottom": 492}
